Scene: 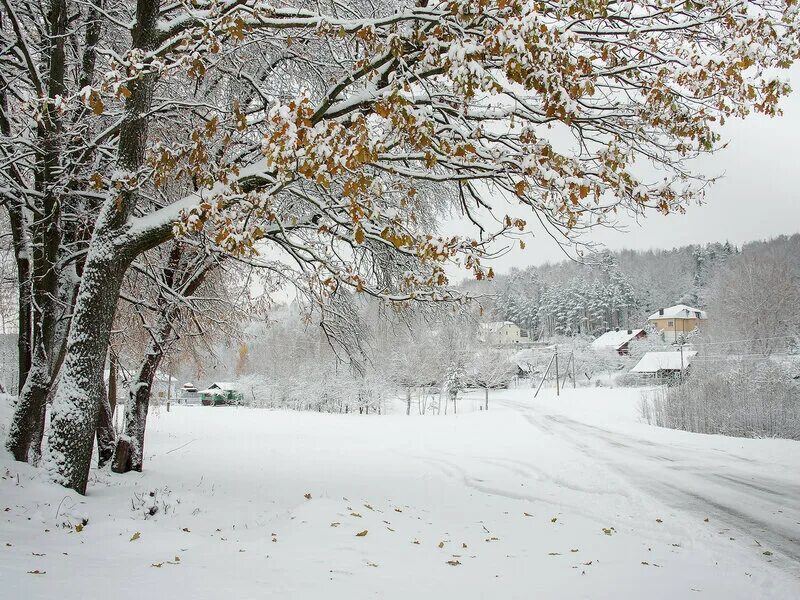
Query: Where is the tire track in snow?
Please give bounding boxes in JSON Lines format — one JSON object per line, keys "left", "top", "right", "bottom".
{"left": 502, "top": 401, "right": 800, "bottom": 576}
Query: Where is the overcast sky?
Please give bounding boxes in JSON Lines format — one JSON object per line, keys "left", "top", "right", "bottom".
{"left": 469, "top": 67, "right": 800, "bottom": 274}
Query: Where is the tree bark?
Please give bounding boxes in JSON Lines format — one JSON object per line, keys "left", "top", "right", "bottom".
{"left": 95, "top": 349, "right": 118, "bottom": 468}
{"left": 5, "top": 0, "right": 66, "bottom": 462}
{"left": 43, "top": 239, "right": 131, "bottom": 494}
{"left": 113, "top": 340, "right": 163, "bottom": 473}
{"left": 484, "top": 386, "right": 489, "bottom": 411}
{"left": 96, "top": 381, "right": 114, "bottom": 468}
{"left": 406, "top": 387, "right": 411, "bottom": 415}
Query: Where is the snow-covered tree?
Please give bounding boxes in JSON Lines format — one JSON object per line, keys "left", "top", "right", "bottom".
{"left": 3, "top": 0, "right": 799, "bottom": 493}
{"left": 470, "top": 348, "right": 515, "bottom": 410}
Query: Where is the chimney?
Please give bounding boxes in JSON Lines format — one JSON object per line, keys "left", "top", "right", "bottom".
{"left": 627, "top": 329, "right": 632, "bottom": 335}
{"left": 659, "top": 308, "right": 664, "bottom": 316}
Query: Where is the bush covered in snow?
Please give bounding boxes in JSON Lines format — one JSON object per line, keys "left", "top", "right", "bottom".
{"left": 641, "top": 359, "right": 800, "bottom": 439}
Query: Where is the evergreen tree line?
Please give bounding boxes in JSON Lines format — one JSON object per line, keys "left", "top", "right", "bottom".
{"left": 470, "top": 240, "right": 746, "bottom": 339}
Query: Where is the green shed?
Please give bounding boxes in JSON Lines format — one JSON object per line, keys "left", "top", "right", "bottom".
{"left": 198, "top": 382, "right": 244, "bottom": 406}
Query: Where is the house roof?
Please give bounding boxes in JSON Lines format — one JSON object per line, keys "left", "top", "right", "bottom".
{"left": 198, "top": 382, "right": 240, "bottom": 394}
{"left": 479, "top": 321, "right": 518, "bottom": 332}
{"left": 591, "top": 329, "right": 645, "bottom": 351}
{"left": 631, "top": 351, "right": 697, "bottom": 373}
{"left": 648, "top": 304, "right": 707, "bottom": 321}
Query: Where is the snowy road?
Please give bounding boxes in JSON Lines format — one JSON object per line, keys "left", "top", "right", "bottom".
{"left": 2, "top": 387, "right": 799, "bottom": 599}
{"left": 499, "top": 396, "right": 800, "bottom": 573}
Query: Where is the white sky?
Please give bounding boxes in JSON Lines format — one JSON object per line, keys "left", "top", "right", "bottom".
{"left": 461, "top": 67, "right": 800, "bottom": 274}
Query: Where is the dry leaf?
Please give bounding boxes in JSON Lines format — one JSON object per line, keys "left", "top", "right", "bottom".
{"left": 130, "top": 532, "right": 141, "bottom": 542}
{"left": 350, "top": 512, "right": 362, "bottom": 518}
{"left": 27, "top": 570, "right": 46, "bottom": 575}
{"left": 330, "top": 522, "right": 341, "bottom": 528}
{"left": 355, "top": 530, "right": 368, "bottom": 537}
{"left": 446, "top": 560, "right": 461, "bottom": 566}
{"left": 304, "top": 493, "right": 311, "bottom": 500}
{"left": 438, "top": 541, "right": 444, "bottom": 548}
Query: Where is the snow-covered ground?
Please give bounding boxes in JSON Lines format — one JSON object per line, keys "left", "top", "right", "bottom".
{"left": 2, "top": 387, "right": 799, "bottom": 599}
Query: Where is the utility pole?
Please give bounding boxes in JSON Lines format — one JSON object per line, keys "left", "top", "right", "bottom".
{"left": 679, "top": 343, "right": 685, "bottom": 383}
{"left": 554, "top": 346, "right": 560, "bottom": 397}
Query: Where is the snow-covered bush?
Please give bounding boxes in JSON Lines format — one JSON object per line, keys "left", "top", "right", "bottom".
{"left": 642, "top": 359, "right": 800, "bottom": 439}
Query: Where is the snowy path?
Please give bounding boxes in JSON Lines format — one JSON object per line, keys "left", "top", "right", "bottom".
{"left": 2, "top": 388, "right": 799, "bottom": 599}
{"left": 498, "top": 395, "right": 800, "bottom": 572}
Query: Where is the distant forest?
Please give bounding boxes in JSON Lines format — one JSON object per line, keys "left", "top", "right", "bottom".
{"left": 462, "top": 234, "right": 800, "bottom": 340}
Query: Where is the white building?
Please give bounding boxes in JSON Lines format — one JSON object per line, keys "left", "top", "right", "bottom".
{"left": 478, "top": 321, "right": 525, "bottom": 346}
{"left": 591, "top": 328, "right": 646, "bottom": 355}
{"left": 631, "top": 350, "right": 697, "bottom": 377}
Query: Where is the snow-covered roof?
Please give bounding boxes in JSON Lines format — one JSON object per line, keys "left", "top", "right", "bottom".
{"left": 631, "top": 351, "right": 697, "bottom": 373}
{"left": 479, "top": 321, "right": 518, "bottom": 331}
{"left": 591, "top": 329, "right": 645, "bottom": 351}
{"left": 198, "top": 382, "right": 240, "bottom": 394}
{"left": 648, "top": 304, "right": 707, "bottom": 321}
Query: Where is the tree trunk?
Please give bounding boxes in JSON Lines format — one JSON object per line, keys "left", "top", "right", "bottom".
{"left": 485, "top": 386, "right": 489, "bottom": 411}
{"left": 7, "top": 209, "right": 32, "bottom": 391}
{"left": 43, "top": 243, "right": 130, "bottom": 494}
{"left": 406, "top": 387, "right": 411, "bottom": 415}
{"left": 5, "top": 0, "right": 67, "bottom": 462}
{"left": 113, "top": 342, "right": 163, "bottom": 473}
{"left": 96, "top": 386, "right": 115, "bottom": 468}
{"left": 5, "top": 357, "right": 50, "bottom": 463}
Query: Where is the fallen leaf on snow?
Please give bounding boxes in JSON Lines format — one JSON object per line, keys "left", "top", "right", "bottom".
{"left": 304, "top": 493, "right": 311, "bottom": 500}
{"left": 446, "top": 560, "right": 461, "bottom": 566}
{"left": 130, "top": 532, "right": 141, "bottom": 542}
{"left": 355, "top": 530, "right": 368, "bottom": 537}
{"left": 28, "top": 570, "right": 46, "bottom": 575}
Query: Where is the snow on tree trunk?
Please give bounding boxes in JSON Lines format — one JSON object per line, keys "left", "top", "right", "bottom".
{"left": 43, "top": 239, "right": 130, "bottom": 494}
{"left": 5, "top": 358, "right": 50, "bottom": 463}
{"left": 95, "top": 389, "right": 115, "bottom": 469}
{"left": 485, "top": 387, "right": 489, "bottom": 411}
{"left": 113, "top": 342, "right": 164, "bottom": 473}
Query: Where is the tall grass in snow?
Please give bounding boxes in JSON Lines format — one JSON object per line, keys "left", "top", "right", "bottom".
{"left": 641, "top": 359, "right": 800, "bottom": 440}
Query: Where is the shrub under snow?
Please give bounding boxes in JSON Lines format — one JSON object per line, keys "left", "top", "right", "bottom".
{"left": 641, "top": 359, "right": 800, "bottom": 440}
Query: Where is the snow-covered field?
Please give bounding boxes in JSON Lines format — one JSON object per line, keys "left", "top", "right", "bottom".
{"left": 2, "top": 387, "right": 799, "bottom": 599}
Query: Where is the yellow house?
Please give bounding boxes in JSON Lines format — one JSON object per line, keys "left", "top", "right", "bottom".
{"left": 647, "top": 304, "right": 707, "bottom": 342}
{"left": 478, "top": 321, "right": 525, "bottom": 346}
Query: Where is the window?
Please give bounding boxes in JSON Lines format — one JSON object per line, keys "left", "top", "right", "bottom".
{"left": 667, "top": 320, "right": 674, "bottom": 327}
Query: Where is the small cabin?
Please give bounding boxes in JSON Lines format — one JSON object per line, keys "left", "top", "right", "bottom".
{"left": 198, "top": 382, "right": 244, "bottom": 406}
{"left": 591, "top": 328, "right": 646, "bottom": 355}
{"left": 631, "top": 350, "right": 697, "bottom": 381}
